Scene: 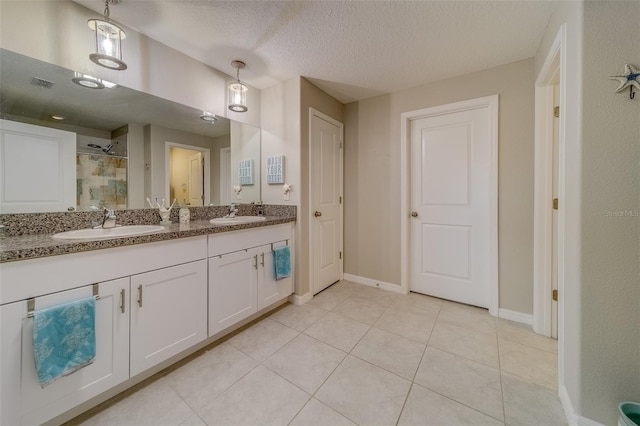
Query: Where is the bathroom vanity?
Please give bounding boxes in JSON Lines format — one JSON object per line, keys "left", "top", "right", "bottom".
{"left": 0, "top": 209, "right": 295, "bottom": 425}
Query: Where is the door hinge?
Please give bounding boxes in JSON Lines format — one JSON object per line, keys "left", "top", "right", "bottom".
{"left": 553, "top": 198, "right": 558, "bottom": 210}
{"left": 339, "top": 251, "right": 342, "bottom": 260}
{"left": 552, "top": 289, "right": 558, "bottom": 301}
{"left": 554, "top": 106, "right": 559, "bottom": 118}
{"left": 339, "top": 196, "right": 342, "bottom": 204}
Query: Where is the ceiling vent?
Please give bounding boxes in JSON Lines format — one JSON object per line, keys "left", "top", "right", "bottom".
{"left": 30, "top": 77, "right": 54, "bottom": 89}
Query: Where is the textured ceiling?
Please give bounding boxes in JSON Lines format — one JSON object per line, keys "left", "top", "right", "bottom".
{"left": 73, "top": 0, "right": 558, "bottom": 103}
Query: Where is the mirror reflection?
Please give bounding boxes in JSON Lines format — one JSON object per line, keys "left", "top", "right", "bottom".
{"left": 0, "top": 48, "right": 261, "bottom": 214}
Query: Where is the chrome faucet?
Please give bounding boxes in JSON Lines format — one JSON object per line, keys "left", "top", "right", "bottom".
{"left": 228, "top": 203, "right": 239, "bottom": 218}
{"left": 102, "top": 208, "right": 117, "bottom": 229}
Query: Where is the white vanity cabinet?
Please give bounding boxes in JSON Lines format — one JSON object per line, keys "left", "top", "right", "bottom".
{"left": 0, "top": 278, "right": 130, "bottom": 426}
{"left": 129, "top": 260, "right": 207, "bottom": 376}
{"left": 208, "top": 224, "right": 293, "bottom": 336}
{"left": 0, "top": 236, "right": 208, "bottom": 425}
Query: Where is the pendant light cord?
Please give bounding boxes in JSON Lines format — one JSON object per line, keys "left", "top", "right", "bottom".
{"left": 104, "top": 0, "right": 110, "bottom": 21}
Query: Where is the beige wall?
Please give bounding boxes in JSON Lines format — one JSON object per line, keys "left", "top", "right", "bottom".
{"left": 230, "top": 121, "right": 261, "bottom": 203}
{"left": 579, "top": 1, "right": 640, "bottom": 423}
{"left": 345, "top": 59, "right": 536, "bottom": 314}
{"left": 0, "top": 0, "right": 261, "bottom": 127}
{"left": 260, "top": 79, "right": 302, "bottom": 292}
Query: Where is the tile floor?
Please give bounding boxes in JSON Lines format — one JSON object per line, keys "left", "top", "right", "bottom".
{"left": 75, "top": 281, "right": 567, "bottom": 426}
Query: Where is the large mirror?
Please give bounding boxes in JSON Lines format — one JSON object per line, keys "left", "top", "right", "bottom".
{"left": 0, "top": 48, "right": 261, "bottom": 214}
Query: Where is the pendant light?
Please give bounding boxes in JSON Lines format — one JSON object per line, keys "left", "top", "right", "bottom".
{"left": 88, "top": 0, "right": 127, "bottom": 71}
{"left": 228, "top": 60, "right": 248, "bottom": 113}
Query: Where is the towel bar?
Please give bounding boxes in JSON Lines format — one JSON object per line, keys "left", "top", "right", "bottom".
{"left": 27, "top": 283, "right": 100, "bottom": 318}
{"left": 270, "top": 239, "right": 289, "bottom": 251}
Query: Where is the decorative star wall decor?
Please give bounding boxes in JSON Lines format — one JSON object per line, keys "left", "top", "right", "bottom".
{"left": 609, "top": 64, "right": 639, "bottom": 99}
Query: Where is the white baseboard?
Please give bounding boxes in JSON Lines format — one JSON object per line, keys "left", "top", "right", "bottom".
{"left": 289, "top": 292, "right": 312, "bottom": 305}
{"left": 342, "top": 273, "right": 406, "bottom": 295}
{"left": 498, "top": 308, "right": 533, "bottom": 325}
{"left": 559, "top": 384, "right": 605, "bottom": 426}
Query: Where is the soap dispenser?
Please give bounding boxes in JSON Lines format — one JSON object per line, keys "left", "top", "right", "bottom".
{"left": 179, "top": 205, "right": 190, "bottom": 223}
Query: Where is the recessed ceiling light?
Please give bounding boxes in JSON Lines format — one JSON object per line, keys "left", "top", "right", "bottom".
{"left": 50, "top": 115, "right": 66, "bottom": 120}
{"left": 200, "top": 112, "right": 218, "bottom": 123}
{"left": 71, "top": 72, "right": 116, "bottom": 89}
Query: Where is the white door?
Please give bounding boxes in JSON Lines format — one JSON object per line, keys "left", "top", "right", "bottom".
{"left": 130, "top": 260, "right": 207, "bottom": 376}
{"left": 0, "top": 119, "right": 76, "bottom": 213}
{"left": 188, "top": 152, "right": 204, "bottom": 206}
{"left": 310, "top": 110, "right": 343, "bottom": 294}
{"left": 410, "top": 99, "right": 497, "bottom": 309}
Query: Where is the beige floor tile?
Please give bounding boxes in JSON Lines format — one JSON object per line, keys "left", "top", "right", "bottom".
{"left": 348, "top": 284, "right": 398, "bottom": 306}
{"left": 325, "top": 280, "right": 360, "bottom": 294}
{"left": 499, "top": 339, "right": 558, "bottom": 390}
{"left": 307, "top": 288, "right": 351, "bottom": 310}
{"left": 263, "top": 334, "right": 346, "bottom": 394}
{"left": 333, "top": 295, "right": 388, "bottom": 325}
{"left": 164, "top": 343, "right": 258, "bottom": 411}
{"left": 375, "top": 306, "right": 437, "bottom": 343}
{"left": 80, "top": 377, "right": 195, "bottom": 426}
{"left": 438, "top": 301, "right": 497, "bottom": 335}
{"left": 304, "top": 311, "right": 370, "bottom": 352}
{"left": 227, "top": 318, "right": 298, "bottom": 362}
{"left": 290, "top": 398, "right": 357, "bottom": 426}
{"left": 315, "top": 355, "right": 411, "bottom": 426}
{"left": 197, "top": 365, "right": 310, "bottom": 426}
{"left": 398, "top": 383, "right": 505, "bottom": 426}
{"left": 502, "top": 373, "right": 567, "bottom": 426}
{"left": 352, "top": 327, "right": 426, "bottom": 380}
{"left": 389, "top": 292, "right": 443, "bottom": 318}
{"left": 269, "top": 303, "right": 328, "bottom": 332}
{"left": 428, "top": 322, "right": 499, "bottom": 368}
{"left": 414, "top": 347, "right": 504, "bottom": 421}
{"left": 178, "top": 414, "right": 206, "bottom": 426}
{"left": 497, "top": 319, "right": 558, "bottom": 353}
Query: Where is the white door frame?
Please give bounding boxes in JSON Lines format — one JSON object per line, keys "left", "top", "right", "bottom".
{"left": 400, "top": 95, "right": 499, "bottom": 316}
{"left": 220, "top": 147, "right": 231, "bottom": 206}
{"left": 308, "top": 108, "right": 344, "bottom": 294}
{"left": 533, "top": 25, "right": 566, "bottom": 339}
{"left": 165, "top": 142, "right": 210, "bottom": 206}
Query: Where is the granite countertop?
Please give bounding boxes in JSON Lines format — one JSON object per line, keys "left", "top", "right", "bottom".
{"left": 0, "top": 216, "right": 295, "bottom": 263}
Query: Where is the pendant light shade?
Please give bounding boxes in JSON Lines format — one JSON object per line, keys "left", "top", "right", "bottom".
{"left": 228, "top": 60, "right": 248, "bottom": 113}
{"left": 88, "top": 0, "right": 127, "bottom": 71}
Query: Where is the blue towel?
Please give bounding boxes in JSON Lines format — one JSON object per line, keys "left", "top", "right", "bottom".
{"left": 32, "top": 296, "right": 96, "bottom": 387}
{"left": 273, "top": 245, "right": 291, "bottom": 280}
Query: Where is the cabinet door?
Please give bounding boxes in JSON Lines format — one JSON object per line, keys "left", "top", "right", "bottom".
{"left": 130, "top": 260, "right": 207, "bottom": 376}
{"left": 0, "top": 278, "right": 129, "bottom": 426}
{"left": 257, "top": 243, "right": 294, "bottom": 311}
{"left": 209, "top": 249, "right": 258, "bottom": 336}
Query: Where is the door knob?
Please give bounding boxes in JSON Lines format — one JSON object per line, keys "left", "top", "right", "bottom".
{"left": 314, "top": 211, "right": 322, "bottom": 217}
{"left": 411, "top": 211, "right": 419, "bottom": 217}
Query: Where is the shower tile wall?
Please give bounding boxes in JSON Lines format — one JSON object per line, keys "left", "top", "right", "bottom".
{"left": 76, "top": 154, "right": 127, "bottom": 211}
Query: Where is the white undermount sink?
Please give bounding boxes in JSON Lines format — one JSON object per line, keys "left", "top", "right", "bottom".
{"left": 209, "top": 216, "right": 267, "bottom": 225}
{"left": 52, "top": 225, "right": 165, "bottom": 240}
